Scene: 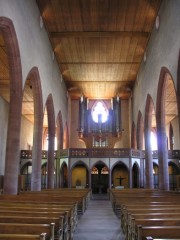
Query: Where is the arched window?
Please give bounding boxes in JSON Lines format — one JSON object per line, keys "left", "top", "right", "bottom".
{"left": 91, "top": 101, "right": 109, "bottom": 123}
{"left": 151, "top": 131, "right": 157, "bottom": 150}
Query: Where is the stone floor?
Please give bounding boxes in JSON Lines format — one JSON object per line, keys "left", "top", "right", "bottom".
{"left": 73, "top": 195, "right": 125, "bottom": 240}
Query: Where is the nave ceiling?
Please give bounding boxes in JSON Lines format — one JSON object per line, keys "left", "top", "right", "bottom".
{"left": 0, "top": 0, "right": 178, "bottom": 129}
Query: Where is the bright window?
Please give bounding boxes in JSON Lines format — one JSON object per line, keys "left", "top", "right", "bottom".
{"left": 91, "top": 101, "right": 108, "bottom": 123}
{"left": 151, "top": 131, "right": 157, "bottom": 150}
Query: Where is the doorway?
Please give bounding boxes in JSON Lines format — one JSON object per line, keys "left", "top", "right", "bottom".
{"left": 91, "top": 162, "right": 109, "bottom": 193}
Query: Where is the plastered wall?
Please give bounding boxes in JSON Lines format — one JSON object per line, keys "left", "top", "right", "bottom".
{"left": 0, "top": 0, "right": 68, "bottom": 175}
{"left": 132, "top": 0, "right": 180, "bottom": 136}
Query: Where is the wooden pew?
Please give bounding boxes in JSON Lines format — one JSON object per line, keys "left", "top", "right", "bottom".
{"left": 0, "top": 188, "right": 90, "bottom": 239}
{"left": 131, "top": 218, "right": 180, "bottom": 240}
{"left": 122, "top": 208, "right": 180, "bottom": 238}
{"left": 109, "top": 189, "right": 180, "bottom": 240}
{"left": 137, "top": 225, "right": 180, "bottom": 240}
{"left": 0, "top": 233, "right": 47, "bottom": 240}
{"left": 145, "top": 237, "right": 180, "bottom": 240}
{"left": 123, "top": 207, "right": 180, "bottom": 229}
{"left": 0, "top": 223, "right": 54, "bottom": 239}
{"left": 0, "top": 211, "right": 67, "bottom": 240}
{"left": 125, "top": 209, "right": 180, "bottom": 239}
{"left": 0, "top": 216, "right": 63, "bottom": 240}
{"left": 0, "top": 200, "right": 78, "bottom": 232}
{"left": 0, "top": 201, "right": 76, "bottom": 239}
{"left": 0, "top": 193, "right": 85, "bottom": 217}
{"left": 127, "top": 212, "right": 180, "bottom": 236}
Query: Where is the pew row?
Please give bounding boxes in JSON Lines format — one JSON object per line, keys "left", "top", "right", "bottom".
{"left": 109, "top": 189, "right": 180, "bottom": 240}
{"left": 0, "top": 223, "right": 54, "bottom": 239}
{"left": 137, "top": 226, "right": 180, "bottom": 240}
{"left": 0, "top": 188, "right": 90, "bottom": 240}
{"left": 0, "top": 233, "right": 47, "bottom": 240}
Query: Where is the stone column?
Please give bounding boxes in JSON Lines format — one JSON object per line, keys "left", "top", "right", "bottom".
{"left": 145, "top": 127, "right": 154, "bottom": 189}
{"left": 157, "top": 127, "right": 169, "bottom": 190}
{"left": 31, "top": 118, "right": 43, "bottom": 191}
{"left": 4, "top": 98, "right": 22, "bottom": 194}
{"left": 47, "top": 131, "right": 55, "bottom": 189}
{"left": 68, "top": 158, "right": 71, "bottom": 188}
{"left": 55, "top": 158, "right": 60, "bottom": 188}
{"left": 129, "top": 158, "right": 132, "bottom": 188}
{"left": 140, "top": 158, "right": 145, "bottom": 188}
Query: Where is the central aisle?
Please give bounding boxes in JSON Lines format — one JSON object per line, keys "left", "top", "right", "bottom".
{"left": 73, "top": 196, "right": 125, "bottom": 240}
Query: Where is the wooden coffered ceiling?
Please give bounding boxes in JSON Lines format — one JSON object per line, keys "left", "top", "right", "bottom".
{"left": 36, "top": 0, "right": 162, "bottom": 99}
{"left": 0, "top": 0, "right": 177, "bottom": 129}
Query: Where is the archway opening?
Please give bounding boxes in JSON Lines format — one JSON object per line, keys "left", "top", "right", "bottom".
{"left": 72, "top": 162, "right": 89, "bottom": 189}
{"left": 153, "top": 163, "right": 159, "bottom": 189}
{"left": 132, "top": 163, "right": 139, "bottom": 188}
{"left": 168, "top": 161, "right": 179, "bottom": 190}
{"left": 20, "top": 161, "right": 32, "bottom": 191}
{"left": 112, "top": 162, "right": 128, "bottom": 188}
{"left": 91, "top": 162, "right": 109, "bottom": 194}
{"left": 61, "top": 162, "right": 68, "bottom": 188}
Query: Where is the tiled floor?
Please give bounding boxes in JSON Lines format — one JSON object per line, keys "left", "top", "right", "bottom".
{"left": 73, "top": 196, "right": 125, "bottom": 240}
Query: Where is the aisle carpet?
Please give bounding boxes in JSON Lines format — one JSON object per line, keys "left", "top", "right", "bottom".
{"left": 73, "top": 196, "right": 125, "bottom": 240}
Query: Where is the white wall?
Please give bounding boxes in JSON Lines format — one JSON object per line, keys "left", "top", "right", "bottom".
{"left": 0, "top": 0, "right": 68, "bottom": 174}
{"left": 133, "top": 0, "right": 180, "bottom": 126}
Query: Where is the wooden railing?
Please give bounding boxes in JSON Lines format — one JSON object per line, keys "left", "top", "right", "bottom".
{"left": 20, "top": 149, "right": 180, "bottom": 159}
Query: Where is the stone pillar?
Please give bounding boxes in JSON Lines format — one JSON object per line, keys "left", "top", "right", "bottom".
{"left": 2, "top": 18, "right": 23, "bottom": 195}
{"left": 47, "top": 131, "right": 55, "bottom": 189}
{"left": 145, "top": 127, "right": 154, "bottom": 189}
{"left": 31, "top": 119, "right": 43, "bottom": 191}
{"left": 89, "top": 166, "right": 91, "bottom": 190}
{"left": 55, "top": 158, "right": 60, "bottom": 188}
{"left": 4, "top": 98, "right": 22, "bottom": 194}
{"left": 157, "top": 127, "right": 169, "bottom": 190}
{"left": 140, "top": 158, "right": 145, "bottom": 188}
{"left": 129, "top": 158, "right": 132, "bottom": 188}
{"left": 109, "top": 159, "right": 111, "bottom": 189}
{"left": 68, "top": 159, "right": 71, "bottom": 188}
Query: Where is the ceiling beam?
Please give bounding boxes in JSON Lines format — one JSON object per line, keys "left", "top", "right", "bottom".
{"left": 50, "top": 31, "right": 149, "bottom": 39}
{"left": 66, "top": 80, "right": 134, "bottom": 84}
{"left": 58, "top": 61, "right": 141, "bottom": 64}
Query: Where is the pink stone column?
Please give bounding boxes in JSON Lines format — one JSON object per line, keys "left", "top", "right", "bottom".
{"left": 140, "top": 158, "right": 145, "bottom": 188}
{"left": 31, "top": 123, "right": 43, "bottom": 191}
{"left": 1, "top": 17, "right": 23, "bottom": 195}
{"left": 47, "top": 131, "right": 55, "bottom": 189}
{"left": 28, "top": 68, "right": 43, "bottom": 191}
{"left": 68, "top": 159, "right": 71, "bottom": 188}
{"left": 129, "top": 158, "right": 132, "bottom": 188}
{"left": 145, "top": 127, "right": 154, "bottom": 189}
{"left": 157, "top": 127, "right": 169, "bottom": 190}
{"left": 4, "top": 97, "right": 22, "bottom": 194}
